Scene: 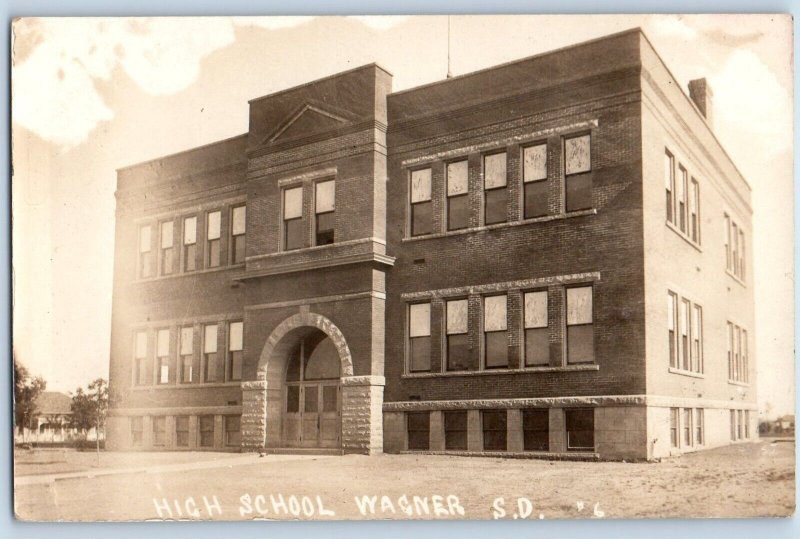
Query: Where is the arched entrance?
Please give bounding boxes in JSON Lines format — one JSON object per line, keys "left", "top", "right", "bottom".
{"left": 282, "top": 330, "right": 341, "bottom": 448}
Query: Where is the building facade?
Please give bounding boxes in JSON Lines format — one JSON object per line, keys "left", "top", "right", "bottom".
{"left": 106, "top": 29, "right": 756, "bottom": 460}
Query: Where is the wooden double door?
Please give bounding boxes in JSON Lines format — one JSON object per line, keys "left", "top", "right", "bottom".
{"left": 281, "top": 332, "right": 341, "bottom": 448}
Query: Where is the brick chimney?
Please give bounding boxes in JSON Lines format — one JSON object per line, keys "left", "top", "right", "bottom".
{"left": 688, "top": 78, "right": 713, "bottom": 127}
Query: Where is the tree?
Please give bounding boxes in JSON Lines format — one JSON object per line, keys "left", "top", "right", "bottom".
{"left": 13, "top": 356, "right": 47, "bottom": 443}
{"left": 70, "top": 378, "right": 108, "bottom": 459}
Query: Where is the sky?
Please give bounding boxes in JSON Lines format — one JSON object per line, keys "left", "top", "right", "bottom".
{"left": 10, "top": 14, "right": 795, "bottom": 418}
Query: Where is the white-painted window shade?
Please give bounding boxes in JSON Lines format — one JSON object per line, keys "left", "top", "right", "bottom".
{"left": 565, "top": 135, "right": 591, "bottom": 175}
{"left": 204, "top": 324, "right": 218, "bottom": 353}
{"left": 229, "top": 321, "right": 243, "bottom": 351}
{"left": 523, "top": 144, "right": 547, "bottom": 182}
{"left": 446, "top": 299, "right": 469, "bottom": 334}
{"left": 447, "top": 160, "right": 469, "bottom": 196}
{"left": 566, "top": 287, "right": 593, "bottom": 325}
{"left": 207, "top": 211, "right": 221, "bottom": 240}
{"left": 409, "top": 303, "right": 431, "bottom": 338}
{"left": 157, "top": 329, "right": 170, "bottom": 357}
{"left": 139, "top": 226, "right": 151, "bottom": 253}
{"left": 524, "top": 291, "right": 548, "bottom": 329}
{"left": 135, "top": 332, "right": 148, "bottom": 359}
{"left": 180, "top": 327, "right": 193, "bottom": 355}
{"left": 410, "top": 168, "right": 432, "bottom": 203}
{"left": 232, "top": 206, "right": 246, "bottom": 235}
{"left": 183, "top": 217, "right": 197, "bottom": 245}
{"left": 483, "top": 153, "right": 507, "bottom": 189}
{"left": 483, "top": 295, "right": 507, "bottom": 332}
{"left": 315, "top": 180, "right": 335, "bottom": 213}
{"left": 680, "top": 301, "right": 689, "bottom": 336}
{"left": 284, "top": 187, "right": 303, "bottom": 220}
{"left": 160, "top": 221, "right": 173, "bottom": 249}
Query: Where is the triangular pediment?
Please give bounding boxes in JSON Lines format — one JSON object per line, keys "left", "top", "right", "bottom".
{"left": 265, "top": 103, "right": 352, "bottom": 144}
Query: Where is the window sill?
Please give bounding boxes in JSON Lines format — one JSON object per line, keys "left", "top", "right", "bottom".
{"left": 131, "top": 382, "right": 242, "bottom": 391}
{"left": 725, "top": 270, "right": 747, "bottom": 288}
{"left": 135, "top": 263, "right": 245, "bottom": 284}
{"left": 727, "top": 380, "right": 750, "bottom": 388}
{"left": 667, "top": 367, "right": 704, "bottom": 379}
{"left": 402, "top": 364, "right": 599, "bottom": 378}
{"left": 403, "top": 209, "right": 597, "bottom": 242}
{"left": 665, "top": 221, "right": 702, "bottom": 253}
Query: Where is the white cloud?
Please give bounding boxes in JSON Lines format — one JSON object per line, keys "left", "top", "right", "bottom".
{"left": 349, "top": 16, "right": 410, "bottom": 31}
{"left": 12, "top": 17, "right": 235, "bottom": 148}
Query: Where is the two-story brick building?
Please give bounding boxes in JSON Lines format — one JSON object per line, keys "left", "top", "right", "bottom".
{"left": 106, "top": 28, "right": 756, "bottom": 460}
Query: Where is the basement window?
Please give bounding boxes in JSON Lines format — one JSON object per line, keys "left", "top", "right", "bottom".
{"left": 407, "top": 412, "right": 430, "bottom": 450}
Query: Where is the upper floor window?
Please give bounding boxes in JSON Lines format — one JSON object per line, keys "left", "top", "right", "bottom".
{"left": 665, "top": 151, "right": 675, "bottom": 224}
{"left": 564, "top": 134, "right": 592, "bottom": 212}
{"left": 566, "top": 286, "right": 594, "bottom": 364}
{"left": 524, "top": 290, "right": 549, "bottom": 366}
{"left": 668, "top": 290, "right": 703, "bottom": 374}
{"left": 483, "top": 295, "right": 508, "bottom": 368}
{"left": 483, "top": 153, "right": 507, "bottom": 225}
{"left": 677, "top": 165, "right": 688, "bottom": 233}
{"left": 227, "top": 321, "right": 243, "bottom": 381}
{"left": 446, "top": 298, "right": 471, "bottom": 371}
{"left": 156, "top": 328, "right": 170, "bottom": 384}
{"left": 206, "top": 211, "right": 221, "bottom": 268}
{"left": 523, "top": 143, "right": 548, "bottom": 219}
{"left": 314, "top": 180, "right": 335, "bottom": 246}
{"left": 203, "top": 323, "right": 219, "bottom": 382}
{"left": 283, "top": 186, "right": 303, "bottom": 250}
{"left": 179, "top": 326, "right": 194, "bottom": 383}
{"left": 408, "top": 303, "right": 431, "bottom": 372}
{"left": 134, "top": 331, "right": 148, "bottom": 386}
{"left": 138, "top": 225, "right": 153, "bottom": 278}
{"left": 183, "top": 216, "right": 197, "bottom": 272}
{"left": 446, "top": 160, "right": 469, "bottom": 231}
{"left": 725, "top": 214, "right": 746, "bottom": 281}
{"left": 231, "top": 205, "right": 246, "bottom": 264}
{"left": 690, "top": 178, "right": 700, "bottom": 243}
{"left": 667, "top": 291, "right": 678, "bottom": 368}
{"left": 727, "top": 322, "right": 748, "bottom": 383}
{"left": 409, "top": 168, "right": 432, "bottom": 236}
{"left": 159, "top": 221, "right": 174, "bottom": 276}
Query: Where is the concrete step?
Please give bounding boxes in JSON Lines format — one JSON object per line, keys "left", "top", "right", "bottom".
{"left": 261, "top": 447, "right": 343, "bottom": 456}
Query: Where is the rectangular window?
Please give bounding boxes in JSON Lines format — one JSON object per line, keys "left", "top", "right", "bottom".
{"left": 695, "top": 409, "right": 704, "bottom": 445}
{"left": 745, "top": 410, "right": 750, "bottom": 439}
{"left": 483, "top": 152, "right": 507, "bottom": 225}
{"left": 446, "top": 160, "right": 469, "bottom": 231}
{"left": 131, "top": 417, "right": 143, "bottom": 447}
{"left": 206, "top": 211, "right": 221, "bottom": 268}
{"left": 139, "top": 225, "right": 153, "bottom": 278}
{"left": 665, "top": 151, "right": 675, "bottom": 223}
{"left": 446, "top": 299, "right": 472, "bottom": 371}
{"left": 739, "top": 230, "right": 746, "bottom": 280}
{"left": 156, "top": 328, "right": 170, "bottom": 385}
{"left": 228, "top": 321, "right": 243, "bottom": 381}
{"left": 680, "top": 299, "right": 691, "bottom": 371}
{"left": 692, "top": 304, "right": 703, "bottom": 373}
{"left": 565, "top": 408, "right": 594, "bottom": 452}
{"left": 175, "top": 416, "right": 190, "bottom": 447}
{"left": 734, "top": 325, "right": 741, "bottom": 382}
{"left": 724, "top": 214, "right": 732, "bottom": 271}
{"left": 523, "top": 144, "right": 548, "bottom": 219}
{"left": 225, "top": 416, "right": 241, "bottom": 447}
{"left": 286, "top": 386, "right": 299, "bottom": 413}
{"left": 159, "top": 220, "right": 174, "bottom": 275}
{"left": 731, "top": 222, "right": 739, "bottom": 277}
{"left": 283, "top": 187, "right": 304, "bottom": 250}
{"left": 199, "top": 415, "right": 215, "bottom": 448}
{"left": 134, "top": 331, "right": 148, "bottom": 386}
{"left": 742, "top": 329, "right": 748, "bottom": 383}
{"left": 566, "top": 286, "right": 594, "bottom": 364}
{"left": 406, "top": 412, "right": 430, "bottom": 451}
{"left": 730, "top": 409, "right": 737, "bottom": 441}
{"left": 410, "top": 168, "right": 433, "bottom": 236}
{"left": 690, "top": 178, "right": 700, "bottom": 243}
{"left": 678, "top": 165, "right": 688, "bottom": 232}
{"left": 668, "top": 292, "right": 678, "bottom": 369}
{"left": 727, "top": 322, "right": 734, "bottom": 380}
{"left": 737, "top": 410, "right": 744, "bottom": 440}
{"left": 683, "top": 408, "right": 692, "bottom": 447}
{"left": 444, "top": 411, "right": 468, "bottom": 450}
{"left": 483, "top": 295, "right": 508, "bottom": 369}
{"left": 203, "top": 324, "right": 219, "bottom": 383}
{"left": 152, "top": 416, "right": 166, "bottom": 446}
{"left": 183, "top": 216, "right": 197, "bottom": 272}
{"left": 564, "top": 134, "right": 592, "bottom": 212}
{"left": 524, "top": 291, "right": 549, "bottom": 366}
{"left": 314, "top": 180, "right": 335, "bottom": 245}
{"left": 408, "top": 303, "right": 431, "bottom": 372}
{"left": 231, "top": 205, "right": 246, "bottom": 264}
{"left": 180, "top": 326, "right": 194, "bottom": 383}
{"left": 670, "top": 408, "right": 679, "bottom": 448}
{"left": 522, "top": 409, "right": 549, "bottom": 451}
{"left": 482, "top": 410, "right": 507, "bottom": 451}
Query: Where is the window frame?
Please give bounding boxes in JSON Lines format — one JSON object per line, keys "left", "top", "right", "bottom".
{"left": 445, "top": 159, "right": 470, "bottom": 232}
{"left": 408, "top": 167, "right": 433, "bottom": 237}
{"left": 445, "top": 297, "right": 472, "bottom": 372}
{"left": 224, "top": 415, "right": 241, "bottom": 447}
{"left": 282, "top": 185, "right": 304, "bottom": 251}
{"left": 202, "top": 323, "right": 219, "bottom": 383}
{"left": 481, "top": 409, "right": 507, "bottom": 451}
{"left": 152, "top": 416, "right": 166, "bottom": 447}
{"left": 133, "top": 330, "right": 149, "bottom": 387}
{"left": 563, "top": 132, "right": 592, "bottom": 212}
{"left": 313, "top": 179, "right": 335, "bottom": 246}
{"left": 175, "top": 415, "right": 190, "bottom": 448}
{"left": 407, "top": 302, "right": 432, "bottom": 373}
{"left": 523, "top": 289, "right": 549, "bottom": 368}
{"left": 565, "top": 408, "right": 595, "bottom": 452}
{"left": 138, "top": 224, "right": 154, "bottom": 279}
{"left": 230, "top": 205, "right": 246, "bottom": 265}
{"left": 206, "top": 210, "right": 222, "bottom": 268}
{"left": 482, "top": 294, "right": 508, "bottom": 369}
{"left": 182, "top": 215, "right": 198, "bottom": 272}
{"left": 521, "top": 142, "right": 549, "bottom": 220}
{"left": 565, "top": 285, "right": 595, "bottom": 365}
{"left": 155, "top": 328, "right": 171, "bottom": 385}
{"left": 665, "top": 150, "right": 675, "bottom": 225}
{"left": 159, "top": 219, "right": 175, "bottom": 276}
{"left": 482, "top": 151, "right": 508, "bottom": 226}
{"left": 179, "top": 325, "right": 195, "bottom": 384}
{"left": 406, "top": 412, "right": 431, "bottom": 451}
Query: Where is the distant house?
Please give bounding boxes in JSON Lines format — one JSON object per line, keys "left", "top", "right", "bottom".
{"left": 15, "top": 391, "right": 74, "bottom": 443}
{"left": 777, "top": 415, "right": 795, "bottom": 432}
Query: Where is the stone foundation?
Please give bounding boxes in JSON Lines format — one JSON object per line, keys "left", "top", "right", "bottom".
{"left": 341, "top": 375, "right": 385, "bottom": 454}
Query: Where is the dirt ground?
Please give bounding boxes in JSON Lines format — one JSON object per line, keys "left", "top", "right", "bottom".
{"left": 14, "top": 439, "right": 795, "bottom": 521}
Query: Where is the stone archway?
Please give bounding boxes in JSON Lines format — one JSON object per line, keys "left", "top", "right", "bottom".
{"left": 241, "top": 311, "right": 384, "bottom": 454}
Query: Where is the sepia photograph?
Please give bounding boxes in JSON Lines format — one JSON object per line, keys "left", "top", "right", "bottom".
{"left": 10, "top": 13, "right": 796, "bottom": 522}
